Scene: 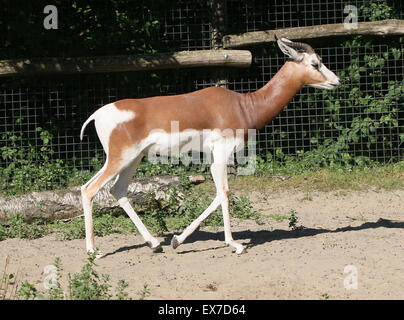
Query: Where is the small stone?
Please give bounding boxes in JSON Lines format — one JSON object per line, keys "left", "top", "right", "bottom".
{"left": 188, "top": 175, "right": 206, "bottom": 184}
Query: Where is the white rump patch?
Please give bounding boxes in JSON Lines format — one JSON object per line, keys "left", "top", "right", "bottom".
{"left": 93, "top": 103, "right": 135, "bottom": 153}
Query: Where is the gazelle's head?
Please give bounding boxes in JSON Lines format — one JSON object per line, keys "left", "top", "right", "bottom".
{"left": 275, "top": 35, "right": 340, "bottom": 90}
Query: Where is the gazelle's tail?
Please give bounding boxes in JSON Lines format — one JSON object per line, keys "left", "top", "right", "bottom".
{"left": 80, "top": 111, "right": 98, "bottom": 140}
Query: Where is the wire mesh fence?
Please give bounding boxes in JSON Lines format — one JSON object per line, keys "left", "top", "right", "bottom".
{"left": 0, "top": 0, "right": 403, "bottom": 181}
{"left": 226, "top": 0, "right": 404, "bottom": 32}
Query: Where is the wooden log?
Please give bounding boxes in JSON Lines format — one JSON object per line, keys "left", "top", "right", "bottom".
{"left": 223, "top": 19, "right": 404, "bottom": 48}
{"left": 0, "top": 50, "right": 252, "bottom": 77}
{"left": 0, "top": 176, "right": 182, "bottom": 223}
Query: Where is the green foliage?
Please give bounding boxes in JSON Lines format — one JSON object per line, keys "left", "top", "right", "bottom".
{"left": 137, "top": 283, "right": 151, "bottom": 300}
{"left": 229, "top": 195, "right": 261, "bottom": 220}
{"left": 0, "top": 126, "right": 101, "bottom": 195}
{"left": 0, "top": 214, "right": 46, "bottom": 241}
{"left": 288, "top": 209, "right": 300, "bottom": 231}
{"left": 68, "top": 252, "right": 112, "bottom": 300}
{"left": 0, "top": 128, "right": 64, "bottom": 195}
{"left": 52, "top": 214, "right": 137, "bottom": 241}
{"left": 135, "top": 189, "right": 178, "bottom": 235}
{"left": 67, "top": 252, "right": 133, "bottom": 300}
{"left": 321, "top": 293, "right": 331, "bottom": 300}
{"left": 163, "top": 191, "right": 260, "bottom": 231}
{"left": 360, "top": 0, "right": 395, "bottom": 21}
{"left": 116, "top": 280, "right": 131, "bottom": 300}
{"left": 17, "top": 281, "right": 38, "bottom": 300}
{"left": 47, "top": 257, "right": 64, "bottom": 300}
{"left": 12, "top": 254, "right": 134, "bottom": 300}
{"left": 269, "top": 213, "right": 289, "bottom": 222}
{"left": 1, "top": 0, "right": 174, "bottom": 59}
{"left": 136, "top": 188, "right": 261, "bottom": 234}
{"left": 52, "top": 218, "right": 86, "bottom": 240}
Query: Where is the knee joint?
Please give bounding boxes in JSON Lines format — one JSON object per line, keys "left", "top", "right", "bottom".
{"left": 81, "top": 185, "right": 96, "bottom": 203}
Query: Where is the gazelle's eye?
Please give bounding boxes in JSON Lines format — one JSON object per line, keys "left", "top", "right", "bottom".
{"left": 312, "top": 63, "right": 320, "bottom": 70}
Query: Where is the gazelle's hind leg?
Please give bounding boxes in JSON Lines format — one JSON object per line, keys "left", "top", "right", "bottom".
{"left": 110, "top": 155, "right": 162, "bottom": 253}
{"left": 81, "top": 159, "right": 121, "bottom": 257}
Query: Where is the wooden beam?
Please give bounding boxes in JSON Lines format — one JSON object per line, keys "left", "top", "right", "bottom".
{"left": 0, "top": 50, "right": 252, "bottom": 77}
{"left": 223, "top": 19, "right": 404, "bottom": 48}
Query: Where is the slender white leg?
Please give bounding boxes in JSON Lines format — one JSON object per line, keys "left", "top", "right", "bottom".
{"left": 172, "top": 139, "right": 245, "bottom": 254}
{"left": 81, "top": 191, "right": 95, "bottom": 254}
{"left": 82, "top": 161, "right": 108, "bottom": 190}
{"left": 171, "top": 195, "right": 221, "bottom": 249}
{"left": 81, "top": 162, "right": 118, "bottom": 258}
{"left": 211, "top": 161, "right": 245, "bottom": 255}
{"left": 110, "top": 156, "right": 162, "bottom": 252}
{"left": 81, "top": 163, "right": 108, "bottom": 254}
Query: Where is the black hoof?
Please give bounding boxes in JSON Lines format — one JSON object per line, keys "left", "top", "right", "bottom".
{"left": 147, "top": 242, "right": 163, "bottom": 253}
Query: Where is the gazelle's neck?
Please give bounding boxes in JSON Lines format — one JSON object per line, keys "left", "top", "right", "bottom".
{"left": 245, "top": 61, "right": 304, "bottom": 130}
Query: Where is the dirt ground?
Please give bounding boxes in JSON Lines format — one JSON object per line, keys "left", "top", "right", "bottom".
{"left": 1, "top": 188, "right": 403, "bottom": 300}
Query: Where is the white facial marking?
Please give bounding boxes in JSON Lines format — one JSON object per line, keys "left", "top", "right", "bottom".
{"left": 306, "top": 53, "right": 340, "bottom": 90}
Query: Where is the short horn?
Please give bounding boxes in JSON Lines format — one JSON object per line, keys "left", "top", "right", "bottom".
{"left": 276, "top": 36, "right": 315, "bottom": 54}
{"left": 287, "top": 40, "right": 315, "bottom": 54}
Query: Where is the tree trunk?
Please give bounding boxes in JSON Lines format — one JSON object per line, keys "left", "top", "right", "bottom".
{"left": 0, "top": 176, "right": 182, "bottom": 223}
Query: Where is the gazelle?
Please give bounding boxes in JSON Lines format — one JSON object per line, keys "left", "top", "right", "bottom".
{"left": 80, "top": 36, "right": 340, "bottom": 256}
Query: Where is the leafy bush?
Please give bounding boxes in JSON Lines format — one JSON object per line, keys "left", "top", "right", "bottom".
{"left": 68, "top": 252, "right": 112, "bottom": 300}
{"left": 7, "top": 254, "right": 135, "bottom": 300}
{"left": 0, "top": 214, "right": 46, "bottom": 241}
{"left": 360, "top": 0, "right": 395, "bottom": 21}
{"left": 0, "top": 128, "right": 74, "bottom": 195}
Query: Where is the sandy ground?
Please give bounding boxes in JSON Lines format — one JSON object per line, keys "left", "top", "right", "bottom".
{"left": 1, "top": 188, "right": 403, "bottom": 300}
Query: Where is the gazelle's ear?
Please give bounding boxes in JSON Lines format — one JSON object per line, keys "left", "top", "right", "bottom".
{"left": 275, "top": 35, "right": 303, "bottom": 62}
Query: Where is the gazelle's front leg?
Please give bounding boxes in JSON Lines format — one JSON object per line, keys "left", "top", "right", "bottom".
{"left": 211, "top": 162, "right": 246, "bottom": 255}
{"left": 171, "top": 140, "right": 244, "bottom": 254}
{"left": 171, "top": 196, "right": 221, "bottom": 249}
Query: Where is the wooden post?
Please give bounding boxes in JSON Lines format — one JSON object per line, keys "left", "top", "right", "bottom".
{"left": 211, "top": 0, "right": 226, "bottom": 50}
{"left": 210, "top": 0, "right": 228, "bottom": 88}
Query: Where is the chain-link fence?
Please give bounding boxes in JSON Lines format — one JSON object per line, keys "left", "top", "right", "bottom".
{"left": 1, "top": 0, "right": 403, "bottom": 177}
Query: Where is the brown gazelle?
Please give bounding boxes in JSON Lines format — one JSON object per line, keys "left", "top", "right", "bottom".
{"left": 80, "top": 36, "right": 340, "bottom": 256}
